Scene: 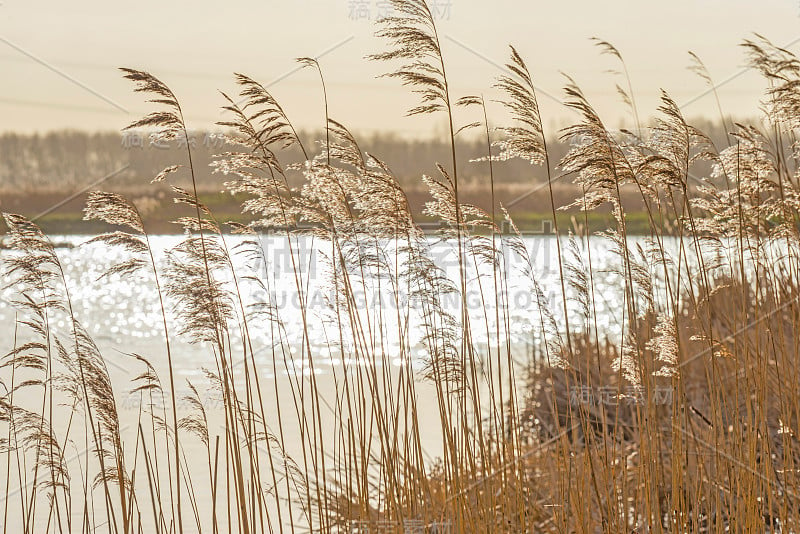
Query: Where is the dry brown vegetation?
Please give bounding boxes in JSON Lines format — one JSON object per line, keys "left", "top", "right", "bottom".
{"left": 3, "top": 1, "right": 800, "bottom": 532}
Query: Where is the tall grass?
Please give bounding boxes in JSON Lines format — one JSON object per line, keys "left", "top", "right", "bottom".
{"left": 2, "top": 3, "right": 800, "bottom": 531}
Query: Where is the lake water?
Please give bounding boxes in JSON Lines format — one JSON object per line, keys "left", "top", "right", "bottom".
{"left": 0, "top": 233, "right": 688, "bottom": 531}
{"left": 0, "top": 234, "right": 631, "bottom": 373}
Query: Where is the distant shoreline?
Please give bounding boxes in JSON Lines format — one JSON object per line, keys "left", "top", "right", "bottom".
{"left": 0, "top": 209, "right": 666, "bottom": 241}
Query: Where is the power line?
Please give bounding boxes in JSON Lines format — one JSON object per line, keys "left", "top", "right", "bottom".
{"left": 0, "top": 97, "right": 428, "bottom": 136}
{"left": 0, "top": 53, "right": 395, "bottom": 89}
{"left": 0, "top": 97, "right": 221, "bottom": 123}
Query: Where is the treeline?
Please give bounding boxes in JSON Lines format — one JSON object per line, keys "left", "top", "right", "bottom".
{"left": 0, "top": 120, "right": 733, "bottom": 193}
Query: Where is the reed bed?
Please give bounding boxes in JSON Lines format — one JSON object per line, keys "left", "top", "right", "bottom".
{"left": 2, "top": 2, "right": 800, "bottom": 532}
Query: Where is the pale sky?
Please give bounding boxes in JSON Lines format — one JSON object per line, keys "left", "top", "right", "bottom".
{"left": 1, "top": 0, "right": 799, "bottom": 138}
